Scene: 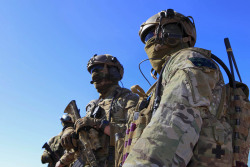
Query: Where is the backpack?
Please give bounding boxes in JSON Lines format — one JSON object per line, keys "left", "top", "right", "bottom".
{"left": 211, "top": 38, "right": 250, "bottom": 166}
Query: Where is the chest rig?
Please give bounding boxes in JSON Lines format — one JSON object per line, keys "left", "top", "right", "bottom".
{"left": 85, "top": 91, "right": 118, "bottom": 167}
{"left": 86, "top": 87, "right": 133, "bottom": 167}
{"left": 121, "top": 82, "right": 157, "bottom": 165}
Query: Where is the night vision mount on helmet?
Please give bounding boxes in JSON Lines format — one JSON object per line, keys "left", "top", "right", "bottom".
{"left": 139, "top": 9, "right": 196, "bottom": 47}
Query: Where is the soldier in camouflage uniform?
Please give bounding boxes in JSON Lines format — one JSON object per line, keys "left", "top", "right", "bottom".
{"left": 56, "top": 54, "right": 138, "bottom": 167}
{"left": 122, "top": 9, "right": 234, "bottom": 167}
{"left": 41, "top": 114, "right": 74, "bottom": 167}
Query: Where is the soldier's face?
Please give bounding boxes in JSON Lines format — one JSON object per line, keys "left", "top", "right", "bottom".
{"left": 90, "top": 64, "right": 108, "bottom": 84}
{"left": 143, "top": 24, "right": 184, "bottom": 74}
{"left": 93, "top": 78, "right": 113, "bottom": 94}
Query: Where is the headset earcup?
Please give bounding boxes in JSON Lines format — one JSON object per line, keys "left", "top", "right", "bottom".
{"left": 108, "top": 66, "right": 121, "bottom": 81}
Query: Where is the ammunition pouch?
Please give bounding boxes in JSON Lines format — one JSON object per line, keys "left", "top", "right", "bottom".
{"left": 122, "top": 109, "right": 151, "bottom": 163}
{"left": 86, "top": 101, "right": 105, "bottom": 151}
{"left": 115, "top": 133, "right": 125, "bottom": 167}
{"left": 88, "top": 128, "right": 102, "bottom": 151}
{"left": 121, "top": 84, "right": 156, "bottom": 165}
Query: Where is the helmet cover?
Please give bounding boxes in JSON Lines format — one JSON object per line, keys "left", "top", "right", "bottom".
{"left": 87, "top": 54, "right": 124, "bottom": 80}
{"left": 139, "top": 9, "right": 196, "bottom": 47}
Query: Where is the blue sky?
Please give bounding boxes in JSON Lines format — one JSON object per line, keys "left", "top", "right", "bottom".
{"left": 0, "top": 0, "right": 249, "bottom": 166}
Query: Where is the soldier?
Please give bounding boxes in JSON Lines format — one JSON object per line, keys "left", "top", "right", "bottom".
{"left": 122, "top": 9, "right": 234, "bottom": 167}
{"left": 56, "top": 54, "right": 138, "bottom": 167}
{"left": 41, "top": 114, "right": 74, "bottom": 167}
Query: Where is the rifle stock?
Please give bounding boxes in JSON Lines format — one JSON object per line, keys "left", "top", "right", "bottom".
{"left": 64, "top": 100, "right": 98, "bottom": 167}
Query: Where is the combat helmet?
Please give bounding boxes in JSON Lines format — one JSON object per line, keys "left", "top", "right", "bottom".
{"left": 60, "top": 114, "right": 73, "bottom": 128}
{"left": 87, "top": 54, "right": 124, "bottom": 81}
{"left": 139, "top": 9, "right": 196, "bottom": 47}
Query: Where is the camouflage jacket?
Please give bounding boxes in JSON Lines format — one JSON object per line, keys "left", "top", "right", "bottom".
{"left": 123, "top": 48, "right": 233, "bottom": 167}
{"left": 60, "top": 149, "right": 83, "bottom": 167}
{"left": 86, "top": 85, "right": 138, "bottom": 166}
{"left": 60, "top": 85, "right": 138, "bottom": 167}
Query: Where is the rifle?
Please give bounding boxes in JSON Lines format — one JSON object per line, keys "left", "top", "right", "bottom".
{"left": 42, "top": 142, "right": 60, "bottom": 163}
{"left": 64, "top": 100, "right": 98, "bottom": 167}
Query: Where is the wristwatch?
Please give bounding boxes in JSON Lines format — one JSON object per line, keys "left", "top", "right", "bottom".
{"left": 100, "top": 120, "right": 109, "bottom": 132}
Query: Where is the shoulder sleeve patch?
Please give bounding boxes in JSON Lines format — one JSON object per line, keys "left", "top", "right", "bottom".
{"left": 188, "top": 57, "right": 217, "bottom": 69}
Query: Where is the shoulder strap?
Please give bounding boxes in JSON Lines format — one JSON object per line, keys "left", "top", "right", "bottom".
{"left": 152, "top": 63, "right": 168, "bottom": 115}
{"left": 211, "top": 53, "right": 234, "bottom": 87}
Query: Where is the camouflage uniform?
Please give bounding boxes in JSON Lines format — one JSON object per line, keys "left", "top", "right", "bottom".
{"left": 123, "top": 48, "right": 233, "bottom": 167}
{"left": 123, "top": 9, "right": 234, "bottom": 167}
{"left": 41, "top": 114, "right": 75, "bottom": 167}
{"left": 59, "top": 126, "right": 85, "bottom": 167}
{"left": 87, "top": 84, "right": 138, "bottom": 166}
{"left": 59, "top": 85, "right": 138, "bottom": 167}
{"left": 41, "top": 133, "right": 65, "bottom": 167}
{"left": 59, "top": 149, "right": 84, "bottom": 167}
{"left": 59, "top": 54, "right": 138, "bottom": 167}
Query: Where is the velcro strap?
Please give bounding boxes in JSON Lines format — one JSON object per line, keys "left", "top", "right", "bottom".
{"left": 234, "top": 125, "right": 249, "bottom": 137}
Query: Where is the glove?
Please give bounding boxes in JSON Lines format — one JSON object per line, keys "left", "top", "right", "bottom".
{"left": 60, "top": 127, "right": 77, "bottom": 150}
{"left": 41, "top": 151, "right": 53, "bottom": 164}
{"left": 55, "top": 160, "right": 64, "bottom": 167}
{"left": 59, "top": 150, "right": 76, "bottom": 166}
{"left": 75, "top": 117, "right": 101, "bottom": 133}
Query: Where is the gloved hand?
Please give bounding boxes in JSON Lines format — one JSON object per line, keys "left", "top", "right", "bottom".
{"left": 75, "top": 117, "right": 101, "bottom": 133}
{"left": 55, "top": 161, "right": 64, "bottom": 167}
{"left": 41, "top": 151, "right": 53, "bottom": 164}
{"left": 60, "top": 127, "right": 77, "bottom": 150}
